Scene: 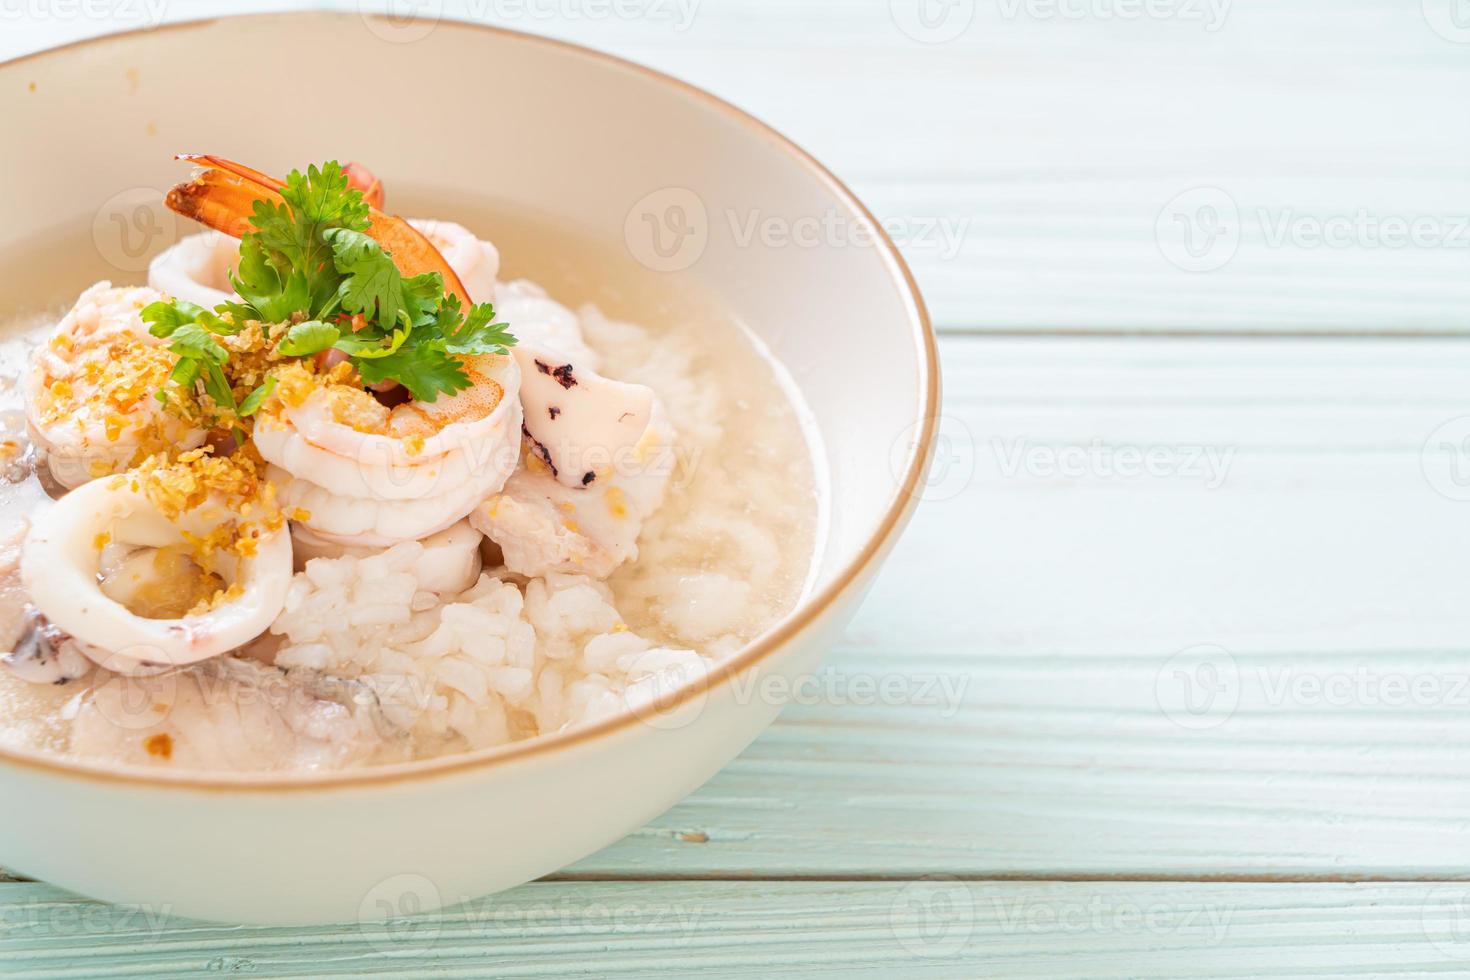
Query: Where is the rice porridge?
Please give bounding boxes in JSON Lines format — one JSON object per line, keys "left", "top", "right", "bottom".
{"left": 0, "top": 161, "right": 820, "bottom": 772}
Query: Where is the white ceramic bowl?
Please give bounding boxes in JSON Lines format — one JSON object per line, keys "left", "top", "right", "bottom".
{"left": 0, "top": 12, "right": 938, "bottom": 925}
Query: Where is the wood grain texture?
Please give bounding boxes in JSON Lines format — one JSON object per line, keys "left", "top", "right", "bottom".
{"left": 6, "top": 4, "right": 1470, "bottom": 975}
{"left": 6, "top": 879, "right": 1470, "bottom": 978}
{"left": 552, "top": 334, "right": 1470, "bottom": 878}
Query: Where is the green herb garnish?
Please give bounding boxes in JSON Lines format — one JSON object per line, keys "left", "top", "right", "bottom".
{"left": 144, "top": 160, "right": 515, "bottom": 409}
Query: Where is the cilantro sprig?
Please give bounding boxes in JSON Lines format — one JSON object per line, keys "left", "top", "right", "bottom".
{"left": 144, "top": 161, "right": 515, "bottom": 408}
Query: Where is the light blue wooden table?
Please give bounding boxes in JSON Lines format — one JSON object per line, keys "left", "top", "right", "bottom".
{"left": 6, "top": 2, "right": 1470, "bottom": 975}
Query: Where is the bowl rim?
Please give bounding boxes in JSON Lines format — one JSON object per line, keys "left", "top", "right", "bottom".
{"left": 0, "top": 10, "right": 940, "bottom": 792}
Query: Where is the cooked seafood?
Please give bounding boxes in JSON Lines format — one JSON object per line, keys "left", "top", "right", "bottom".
{"left": 472, "top": 401, "right": 675, "bottom": 579}
{"left": 257, "top": 352, "right": 522, "bottom": 544}
{"left": 21, "top": 456, "right": 292, "bottom": 674}
{"left": 149, "top": 160, "right": 388, "bottom": 312}
{"left": 410, "top": 219, "right": 499, "bottom": 304}
{"left": 70, "top": 656, "right": 390, "bottom": 771}
{"left": 150, "top": 220, "right": 499, "bottom": 320}
{"left": 147, "top": 232, "right": 238, "bottom": 311}
{"left": 514, "top": 345, "right": 654, "bottom": 489}
{"left": 472, "top": 346, "right": 675, "bottom": 578}
{"left": 165, "top": 154, "right": 475, "bottom": 308}
{"left": 493, "top": 280, "right": 601, "bottom": 368}
{"left": 24, "top": 282, "right": 206, "bottom": 488}
{"left": 0, "top": 155, "right": 818, "bottom": 772}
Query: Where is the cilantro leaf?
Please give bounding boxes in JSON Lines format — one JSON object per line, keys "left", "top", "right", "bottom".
{"left": 278, "top": 320, "right": 340, "bottom": 357}
{"left": 326, "top": 227, "right": 407, "bottom": 327}
{"left": 332, "top": 323, "right": 409, "bottom": 360}
{"left": 200, "top": 360, "right": 236, "bottom": 413}
{"left": 445, "top": 302, "right": 516, "bottom": 355}
{"left": 237, "top": 376, "right": 277, "bottom": 417}
{"left": 354, "top": 345, "right": 471, "bottom": 402}
{"left": 402, "top": 272, "right": 445, "bottom": 327}
{"left": 279, "top": 162, "right": 369, "bottom": 234}
{"left": 149, "top": 160, "right": 522, "bottom": 411}
{"left": 142, "top": 299, "right": 207, "bottom": 337}
{"left": 168, "top": 323, "right": 228, "bottom": 364}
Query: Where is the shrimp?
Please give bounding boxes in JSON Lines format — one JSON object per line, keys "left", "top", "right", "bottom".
{"left": 152, "top": 221, "right": 501, "bottom": 322}
{"left": 148, "top": 162, "right": 450, "bottom": 312}
{"left": 256, "top": 352, "right": 522, "bottom": 545}
{"left": 147, "top": 231, "right": 238, "bottom": 311}
{"left": 165, "top": 154, "right": 474, "bottom": 309}
{"left": 409, "top": 219, "right": 499, "bottom": 304}
{"left": 25, "top": 282, "right": 206, "bottom": 489}
{"left": 163, "top": 156, "right": 524, "bottom": 544}
{"left": 20, "top": 462, "right": 293, "bottom": 675}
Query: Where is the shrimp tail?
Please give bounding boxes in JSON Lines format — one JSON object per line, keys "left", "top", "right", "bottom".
{"left": 165, "top": 154, "right": 470, "bottom": 307}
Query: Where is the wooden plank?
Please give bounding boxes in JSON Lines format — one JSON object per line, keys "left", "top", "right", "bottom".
{"left": 4, "top": 2, "right": 1468, "bottom": 333}
{"left": 546, "top": 334, "right": 1470, "bottom": 877}
{"left": 5, "top": 879, "right": 1470, "bottom": 977}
